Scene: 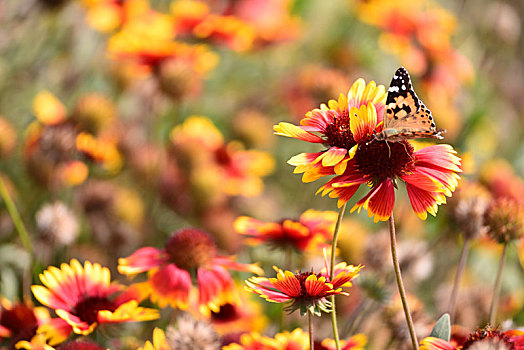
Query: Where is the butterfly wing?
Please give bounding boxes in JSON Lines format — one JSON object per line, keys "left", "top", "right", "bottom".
{"left": 382, "top": 67, "right": 444, "bottom": 140}
{"left": 384, "top": 67, "right": 421, "bottom": 129}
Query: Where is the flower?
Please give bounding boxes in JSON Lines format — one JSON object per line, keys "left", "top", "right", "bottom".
{"left": 25, "top": 92, "right": 89, "bottom": 188}
{"left": 75, "top": 132, "right": 123, "bottom": 174}
{"left": 225, "top": 0, "right": 302, "bottom": 46}
{"left": 35, "top": 202, "right": 79, "bottom": 246}
{"left": 31, "top": 259, "right": 159, "bottom": 336}
{"left": 274, "top": 77, "right": 461, "bottom": 222}
{"left": 170, "top": 116, "right": 274, "bottom": 198}
{"left": 450, "top": 181, "right": 490, "bottom": 240}
{"left": 420, "top": 327, "right": 524, "bottom": 349}
{"left": 16, "top": 336, "right": 106, "bottom": 350}
{"left": 165, "top": 314, "right": 220, "bottom": 350}
{"left": 0, "top": 116, "right": 17, "bottom": 158}
{"left": 480, "top": 159, "right": 524, "bottom": 204}
{"left": 107, "top": 9, "right": 218, "bottom": 74}
{"left": 234, "top": 209, "right": 338, "bottom": 252}
{"left": 320, "top": 334, "right": 367, "bottom": 350}
{"left": 485, "top": 197, "right": 524, "bottom": 243}
{"left": 222, "top": 328, "right": 309, "bottom": 350}
{"left": 118, "top": 228, "right": 263, "bottom": 315}
{"left": 246, "top": 263, "right": 361, "bottom": 316}
{"left": 0, "top": 299, "right": 51, "bottom": 348}
{"left": 71, "top": 93, "right": 117, "bottom": 135}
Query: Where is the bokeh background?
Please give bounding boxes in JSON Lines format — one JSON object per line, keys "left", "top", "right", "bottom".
{"left": 0, "top": 0, "right": 523, "bottom": 349}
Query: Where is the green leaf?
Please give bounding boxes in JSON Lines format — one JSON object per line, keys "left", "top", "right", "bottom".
{"left": 429, "top": 313, "right": 451, "bottom": 341}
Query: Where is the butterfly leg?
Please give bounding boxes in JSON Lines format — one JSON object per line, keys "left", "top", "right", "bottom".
{"left": 386, "top": 141, "right": 391, "bottom": 158}
{"left": 402, "top": 142, "right": 414, "bottom": 162}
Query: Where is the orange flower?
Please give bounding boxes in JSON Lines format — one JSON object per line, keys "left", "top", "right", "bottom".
{"left": 222, "top": 328, "right": 309, "bottom": 350}
{"left": 320, "top": 334, "right": 367, "bottom": 350}
{"left": 246, "top": 263, "right": 361, "bottom": 316}
{"left": 234, "top": 209, "right": 338, "bottom": 251}
{"left": 171, "top": 116, "right": 274, "bottom": 198}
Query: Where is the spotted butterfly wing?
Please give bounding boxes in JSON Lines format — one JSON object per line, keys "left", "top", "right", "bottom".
{"left": 375, "top": 67, "right": 445, "bottom": 142}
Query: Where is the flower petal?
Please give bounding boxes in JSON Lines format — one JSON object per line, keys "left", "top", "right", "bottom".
{"left": 273, "top": 122, "right": 324, "bottom": 143}
{"left": 419, "top": 337, "right": 456, "bottom": 350}
{"left": 322, "top": 147, "right": 348, "bottom": 167}
{"left": 148, "top": 265, "right": 192, "bottom": 309}
{"left": 406, "top": 183, "right": 446, "bottom": 220}
{"left": 351, "top": 179, "right": 395, "bottom": 222}
{"left": 349, "top": 103, "right": 377, "bottom": 143}
{"left": 118, "top": 247, "right": 167, "bottom": 276}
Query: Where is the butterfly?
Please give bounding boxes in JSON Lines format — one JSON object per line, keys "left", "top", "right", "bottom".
{"left": 374, "top": 67, "right": 445, "bottom": 142}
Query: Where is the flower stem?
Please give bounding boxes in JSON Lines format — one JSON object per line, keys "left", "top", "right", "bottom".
{"left": 489, "top": 241, "right": 508, "bottom": 325}
{"left": 388, "top": 214, "right": 418, "bottom": 350}
{"left": 0, "top": 177, "right": 32, "bottom": 255}
{"left": 329, "top": 202, "right": 347, "bottom": 350}
{"left": 448, "top": 236, "right": 470, "bottom": 323}
{"left": 308, "top": 310, "right": 314, "bottom": 350}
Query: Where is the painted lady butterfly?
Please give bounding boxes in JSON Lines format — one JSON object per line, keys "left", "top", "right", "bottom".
{"left": 374, "top": 67, "right": 445, "bottom": 142}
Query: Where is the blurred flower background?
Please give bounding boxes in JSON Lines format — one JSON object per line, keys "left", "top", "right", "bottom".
{"left": 0, "top": 0, "right": 523, "bottom": 349}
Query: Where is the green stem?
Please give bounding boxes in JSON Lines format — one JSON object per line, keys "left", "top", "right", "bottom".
{"left": 489, "top": 241, "right": 508, "bottom": 325}
{"left": 329, "top": 202, "right": 347, "bottom": 350}
{"left": 309, "top": 310, "right": 314, "bottom": 350}
{"left": 388, "top": 214, "right": 418, "bottom": 350}
{"left": 0, "top": 178, "right": 32, "bottom": 255}
{"left": 448, "top": 236, "right": 470, "bottom": 323}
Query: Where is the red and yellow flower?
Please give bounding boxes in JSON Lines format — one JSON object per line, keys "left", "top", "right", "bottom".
{"left": 275, "top": 78, "right": 461, "bottom": 222}
{"left": 171, "top": 116, "right": 274, "bottom": 198}
{"left": 222, "top": 328, "right": 309, "bottom": 350}
{"left": 320, "top": 334, "right": 367, "bottom": 350}
{"left": 31, "top": 259, "right": 159, "bottom": 337}
{"left": 118, "top": 228, "right": 263, "bottom": 315}
{"left": 205, "top": 288, "right": 267, "bottom": 335}
{"left": 0, "top": 299, "right": 53, "bottom": 347}
{"left": 234, "top": 209, "right": 338, "bottom": 252}
{"left": 420, "top": 327, "right": 524, "bottom": 350}
{"left": 246, "top": 263, "right": 361, "bottom": 316}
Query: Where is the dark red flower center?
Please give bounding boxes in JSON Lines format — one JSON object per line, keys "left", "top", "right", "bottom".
{"left": 165, "top": 228, "right": 217, "bottom": 270}
{"left": 0, "top": 304, "right": 38, "bottom": 344}
{"left": 0, "top": 304, "right": 37, "bottom": 334}
{"left": 215, "top": 147, "right": 232, "bottom": 166}
{"left": 324, "top": 112, "right": 357, "bottom": 150}
{"left": 73, "top": 297, "right": 116, "bottom": 325}
{"left": 355, "top": 140, "right": 415, "bottom": 181}
{"left": 462, "top": 327, "right": 514, "bottom": 350}
{"left": 210, "top": 303, "right": 240, "bottom": 323}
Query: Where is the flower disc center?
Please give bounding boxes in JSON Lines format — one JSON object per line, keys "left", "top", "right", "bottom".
{"left": 73, "top": 297, "right": 116, "bottom": 325}
{"left": 165, "top": 228, "right": 217, "bottom": 270}
{"left": 324, "top": 113, "right": 357, "bottom": 150}
{"left": 355, "top": 140, "right": 415, "bottom": 180}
